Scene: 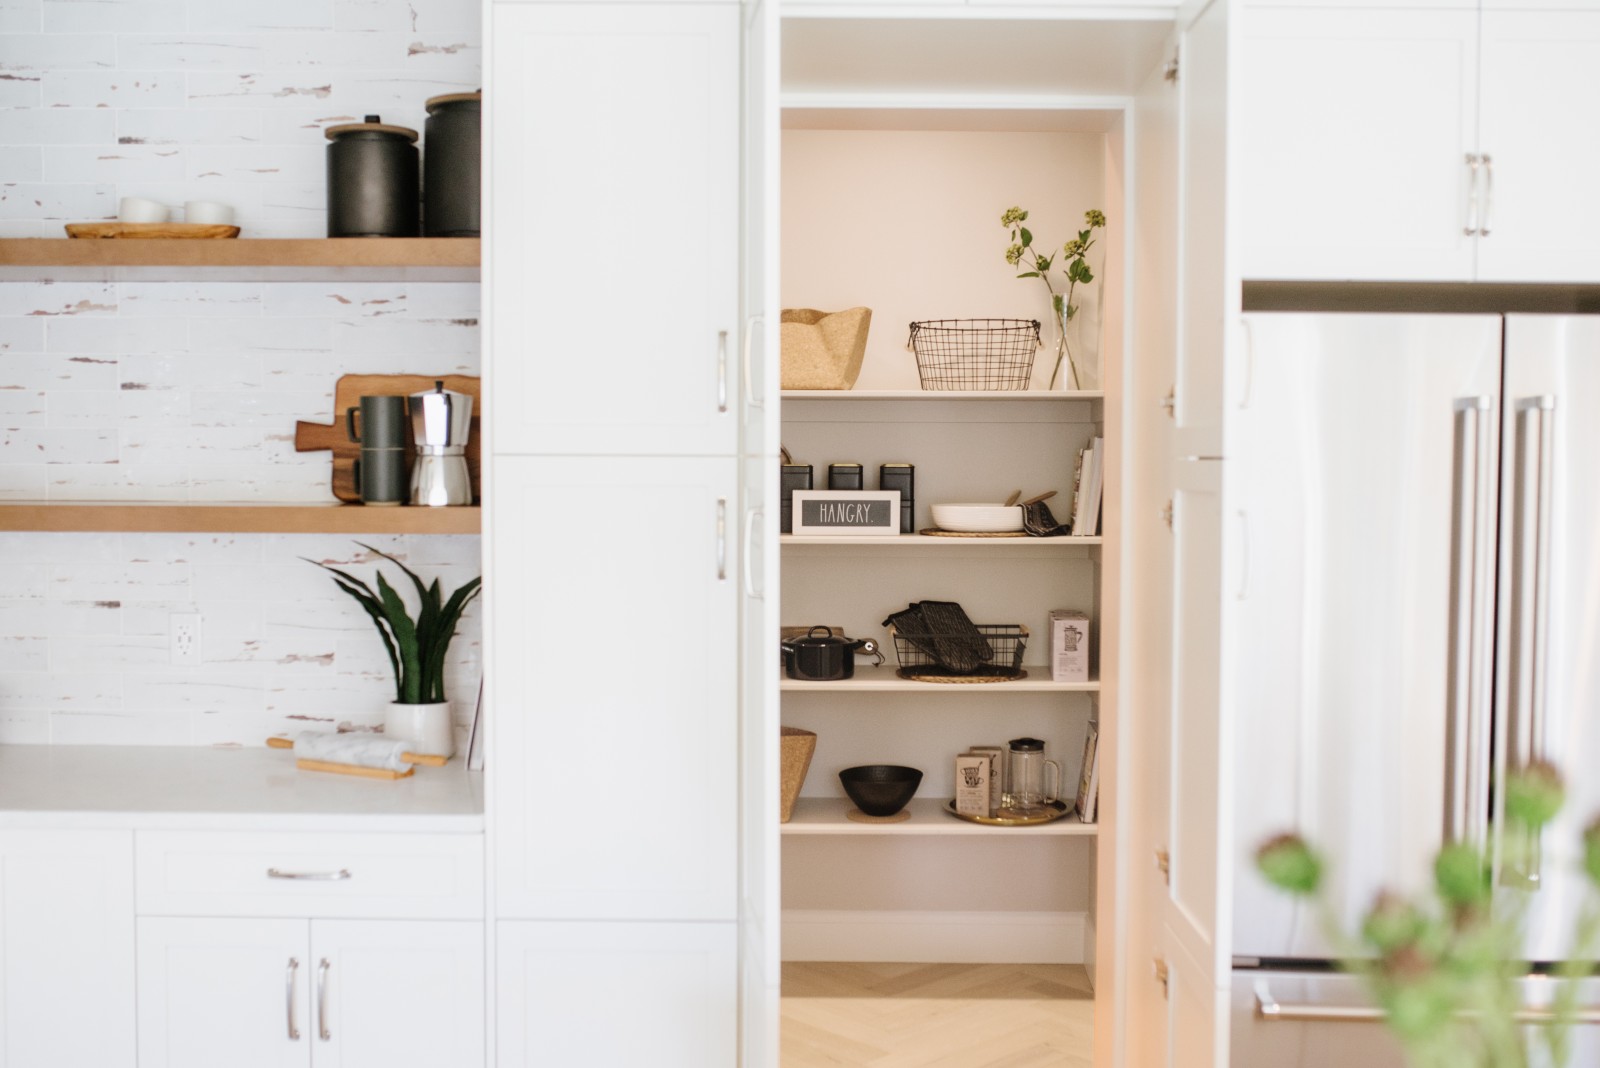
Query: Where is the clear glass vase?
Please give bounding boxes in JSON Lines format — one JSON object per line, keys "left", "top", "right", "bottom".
{"left": 1049, "top": 293, "right": 1082, "bottom": 391}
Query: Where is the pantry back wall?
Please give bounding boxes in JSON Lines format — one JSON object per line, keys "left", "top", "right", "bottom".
{"left": 0, "top": 0, "right": 483, "bottom": 746}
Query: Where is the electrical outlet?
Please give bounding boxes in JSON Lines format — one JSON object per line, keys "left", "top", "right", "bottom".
{"left": 170, "top": 613, "right": 202, "bottom": 666}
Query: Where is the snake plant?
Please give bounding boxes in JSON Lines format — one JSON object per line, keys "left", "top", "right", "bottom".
{"left": 309, "top": 543, "right": 482, "bottom": 705}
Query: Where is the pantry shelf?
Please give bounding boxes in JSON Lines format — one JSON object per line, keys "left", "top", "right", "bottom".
{"left": 0, "top": 238, "right": 480, "bottom": 282}
{"left": 0, "top": 502, "right": 481, "bottom": 534}
{"left": 781, "top": 389, "right": 1104, "bottom": 401}
{"left": 782, "top": 533, "right": 1101, "bottom": 549}
{"left": 781, "top": 797, "right": 1096, "bottom": 837}
{"left": 781, "top": 672, "right": 1097, "bottom": 694}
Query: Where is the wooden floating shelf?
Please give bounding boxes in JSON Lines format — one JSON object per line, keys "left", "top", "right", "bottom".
{"left": 0, "top": 502, "right": 481, "bottom": 535}
{"left": 781, "top": 797, "right": 1096, "bottom": 837}
{"left": 0, "top": 238, "right": 480, "bottom": 281}
{"left": 781, "top": 389, "right": 1104, "bottom": 401}
{"left": 782, "top": 533, "right": 1102, "bottom": 548}
{"left": 781, "top": 671, "right": 1098, "bottom": 693}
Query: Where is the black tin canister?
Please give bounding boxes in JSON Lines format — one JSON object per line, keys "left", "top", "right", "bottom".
{"left": 325, "top": 115, "right": 420, "bottom": 237}
{"left": 423, "top": 91, "right": 481, "bottom": 237}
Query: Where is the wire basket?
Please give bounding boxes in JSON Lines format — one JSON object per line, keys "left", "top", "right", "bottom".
{"left": 907, "top": 319, "right": 1041, "bottom": 391}
{"left": 889, "top": 624, "right": 1029, "bottom": 679}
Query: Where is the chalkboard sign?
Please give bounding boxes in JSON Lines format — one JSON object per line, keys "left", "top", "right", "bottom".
{"left": 791, "top": 490, "right": 902, "bottom": 536}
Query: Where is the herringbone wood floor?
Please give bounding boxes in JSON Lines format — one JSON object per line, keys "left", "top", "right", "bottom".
{"left": 781, "top": 962, "right": 1094, "bottom": 1068}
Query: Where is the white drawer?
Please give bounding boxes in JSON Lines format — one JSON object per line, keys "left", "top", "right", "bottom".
{"left": 135, "top": 831, "right": 483, "bottom": 920}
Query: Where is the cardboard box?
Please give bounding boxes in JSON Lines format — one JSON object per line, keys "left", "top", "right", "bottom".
{"left": 954, "top": 754, "right": 991, "bottom": 817}
{"left": 969, "top": 745, "right": 1005, "bottom": 816}
{"left": 1050, "top": 610, "right": 1091, "bottom": 683}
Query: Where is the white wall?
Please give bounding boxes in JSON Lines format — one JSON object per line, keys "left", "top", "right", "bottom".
{"left": 0, "top": 0, "right": 482, "bottom": 746}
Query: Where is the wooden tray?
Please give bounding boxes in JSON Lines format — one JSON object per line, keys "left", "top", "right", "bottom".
{"left": 294, "top": 374, "right": 481, "bottom": 504}
{"left": 66, "top": 222, "right": 240, "bottom": 239}
{"left": 944, "top": 798, "right": 1070, "bottom": 826}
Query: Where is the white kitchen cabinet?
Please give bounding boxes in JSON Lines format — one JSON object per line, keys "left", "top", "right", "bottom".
{"left": 137, "top": 917, "right": 483, "bottom": 1068}
{"left": 1475, "top": 10, "right": 1600, "bottom": 282}
{"left": 487, "top": 2, "right": 740, "bottom": 457}
{"left": 1236, "top": 6, "right": 1480, "bottom": 282}
{"left": 495, "top": 920, "right": 737, "bottom": 1068}
{"left": 489, "top": 455, "right": 738, "bottom": 921}
{"left": 0, "top": 829, "right": 135, "bottom": 1068}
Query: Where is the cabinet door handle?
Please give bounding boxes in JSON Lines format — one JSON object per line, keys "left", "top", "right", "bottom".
{"left": 1480, "top": 153, "right": 1495, "bottom": 237}
{"left": 316, "top": 958, "right": 332, "bottom": 1041}
{"left": 716, "top": 329, "right": 730, "bottom": 414}
{"left": 1463, "top": 153, "right": 1482, "bottom": 236}
{"left": 716, "top": 498, "right": 728, "bottom": 581}
{"left": 743, "top": 507, "right": 763, "bottom": 600}
{"left": 267, "top": 868, "right": 351, "bottom": 881}
{"left": 286, "top": 958, "right": 301, "bottom": 1040}
{"left": 742, "top": 314, "right": 765, "bottom": 410}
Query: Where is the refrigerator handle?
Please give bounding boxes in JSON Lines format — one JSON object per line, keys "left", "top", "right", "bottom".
{"left": 1507, "top": 396, "right": 1556, "bottom": 887}
{"left": 1445, "top": 397, "right": 1495, "bottom": 849}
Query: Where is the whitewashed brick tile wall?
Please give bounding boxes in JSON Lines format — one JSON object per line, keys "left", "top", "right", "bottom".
{"left": 0, "top": 0, "right": 483, "bottom": 745}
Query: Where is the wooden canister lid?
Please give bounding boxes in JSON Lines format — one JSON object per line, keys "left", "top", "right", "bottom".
{"left": 425, "top": 91, "right": 482, "bottom": 112}
{"left": 325, "top": 115, "right": 419, "bottom": 142}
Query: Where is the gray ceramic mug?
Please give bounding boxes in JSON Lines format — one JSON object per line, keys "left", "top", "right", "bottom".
{"left": 347, "top": 396, "right": 408, "bottom": 505}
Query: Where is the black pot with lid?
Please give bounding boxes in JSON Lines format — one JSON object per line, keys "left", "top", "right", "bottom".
{"left": 781, "top": 626, "right": 870, "bottom": 682}
{"left": 423, "top": 91, "right": 481, "bottom": 238}
{"left": 325, "top": 115, "right": 420, "bottom": 238}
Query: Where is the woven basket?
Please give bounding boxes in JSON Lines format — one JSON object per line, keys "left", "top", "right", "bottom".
{"left": 780, "top": 726, "right": 818, "bottom": 823}
{"left": 781, "top": 307, "right": 871, "bottom": 390}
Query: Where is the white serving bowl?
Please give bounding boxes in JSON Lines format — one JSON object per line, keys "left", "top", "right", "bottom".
{"left": 930, "top": 503, "right": 1024, "bottom": 533}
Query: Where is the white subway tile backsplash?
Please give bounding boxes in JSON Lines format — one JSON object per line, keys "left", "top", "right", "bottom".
{"left": 0, "top": 70, "right": 38, "bottom": 106}
{"left": 42, "top": 69, "right": 187, "bottom": 109}
{"left": 6, "top": 354, "right": 119, "bottom": 392}
{"left": 0, "top": 427, "right": 117, "bottom": 463}
{"left": 0, "top": 635, "right": 46, "bottom": 670}
{"left": 190, "top": 389, "right": 327, "bottom": 427}
{"left": 0, "top": 106, "right": 115, "bottom": 144}
{"left": 0, "top": 671, "right": 120, "bottom": 708}
{"left": 0, "top": 0, "right": 39, "bottom": 33}
{"left": 119, "top": 351, "right": 260, "bottom": 390}
{"left": 124, "top": 669, "right": 266, "bottom": 712}
{"left": 119, "top": 281, "right": 261, "bottom": 318}
{"left": 43, "top": 0, "right": 184, "bottom": 34}
{"left": 114, "top": 33, "right": 264, "bottom": 70}
{"left": 334, "top": 0, "right": 478, "bottom": 35}
{"left": 187, "top": 72, "right": 336, "bottom": 109}
{"left": 0, "top": 146, "right": 41, "bottom": 182}
{"left": 0, "top": 599, "right": 119, "bottom": 636}
{"left": 121, "top": 425, "right": 266, "bottom": 465}
{"left": 0, "top": 388, "right": 48, "bottom": 425}
{"left": 51, "top": 709, "right": 190, "bottom": 745}
{"left": 42, "top": 144, "right": 186, "bottom": 184}
{"left": 48, "top": 315, "right": 186, "bottom": 354}
{"left": 192, "top": 0, "right": 335, "bottom": 33}
{"left": 0, "top": 466, "right": 46, "bottom": 499}
{"left": 263, "top": 283, "right": 406, "bottom": 318}
{"left": 0, "top": 316, "right": 45, "bottom": 352}
{"left": 48, "top": 560, "right": 190, "bottom": 600}
{"left": 0, "top": 33, "right": 113, "bottom": 71}
{"left": 327, "top": 72, "right": 474, "bottom": 118}
{"left": 43, "top": 464, "right": 188, "bottom": 500}
{"left": 49, "top": 633, "right": 169, "bottom": 673}
{"left": 0, "top": 281, "right": 114, "bottom": 318}
{"left": 0, "top": 182, "right": 115, "bottom": 221}
{"left": 117, "top": 108, "right": 263, "bottom": 146}
{"left": 187, "top": 144, "right": 322, "bottom": 185}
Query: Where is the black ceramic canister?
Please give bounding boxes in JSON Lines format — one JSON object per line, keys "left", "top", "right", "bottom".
{"left": 423, "top": 91, "right": 482, "bottom": 237}
{"left": 325, "top": 116, "right": 420, "bottom": 238}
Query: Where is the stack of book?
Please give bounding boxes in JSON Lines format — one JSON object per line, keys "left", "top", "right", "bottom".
{"left": 1068, "top": 436, "right": 1104, "bottom": 536}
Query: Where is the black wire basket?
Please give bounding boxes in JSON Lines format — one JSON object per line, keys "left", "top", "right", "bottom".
{"left": 889, "top": 623, "right": 1029, "bottom": 679}
{"left": 907, "top": 319, "right": 1041, "bottom": 391}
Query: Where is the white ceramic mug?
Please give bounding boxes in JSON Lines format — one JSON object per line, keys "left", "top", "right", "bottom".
{"left": 117, "top": 196, "right": 169, "bottom": 224}
{"left": 184, "top": 200, "right": 235, "bottom": 226}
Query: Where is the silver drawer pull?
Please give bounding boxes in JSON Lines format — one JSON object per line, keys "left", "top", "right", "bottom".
{"left": 1257, "top": 985, "right": 1600, "bottom": 1025}
{"left": 267, "top": 868, "right": 352, "bottom": 882}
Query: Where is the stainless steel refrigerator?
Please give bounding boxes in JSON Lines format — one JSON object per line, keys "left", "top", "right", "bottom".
{"left": 1227, "top": 313, "right": 1600, "bottom": 1066}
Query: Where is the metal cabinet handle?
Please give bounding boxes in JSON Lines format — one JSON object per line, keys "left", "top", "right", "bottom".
{"left": 1480, "top": 154, "right": 1495, "bottom": 237}
{"left": 716, "top": 329, "right": 729, "bottom": 414}
{"left": 1463, "top": 153, "right": 1482, "bottom": 236}
{"left": 743, "top": 507, "right": 763, "bottom": 600}
{"left": 1257, "top": 984, "right": 1600, "bottom": 1025}
{"left": 716, "top": 498, "right": 728, "bottom": 581}
{"left": 317, "top": 958, "right": 332, "bottom": 1041}
{"left": 267, "top": 868, "right": 351, "bottom": 882}
{"left": 742, "top": 314, "right": 765, "bottom": 410}
{"left": 286, "top": 958, "right": 301, "bottom": 1040}
{"left": 1445, "top": 397, "right": 1495, "bottom": 849}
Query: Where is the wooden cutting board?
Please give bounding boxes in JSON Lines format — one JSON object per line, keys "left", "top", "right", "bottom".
{"left": 294, "top": 374, "right": 481, "bottom": 504}
{"left": 66, "top": 222, "right": 241, "bottom": 239}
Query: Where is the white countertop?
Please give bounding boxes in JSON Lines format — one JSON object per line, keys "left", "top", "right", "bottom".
{"left": 0, "top": 745, "right": 484, "bottom": 832}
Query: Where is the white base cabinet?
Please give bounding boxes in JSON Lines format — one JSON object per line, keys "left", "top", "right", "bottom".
{"left": 137, "top": 917, "right": 484, "bottom": 1068}
{"left": 0, "top": 830, "right": 135, "bottom": 1068}
{"left": 495, "top": 921, "right": 736, "bottom": 1068}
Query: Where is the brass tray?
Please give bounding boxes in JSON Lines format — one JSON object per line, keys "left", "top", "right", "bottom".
{"left": 944, "top": 799, "right": 1071, "bottom": 826}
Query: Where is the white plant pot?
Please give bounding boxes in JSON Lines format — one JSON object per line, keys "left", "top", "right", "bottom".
{"left": 385, "top": 701, "right": 454, "bottom": 758}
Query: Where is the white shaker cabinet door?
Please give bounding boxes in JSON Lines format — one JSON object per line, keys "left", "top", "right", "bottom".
{"left": 137, "top": 917, "right": 310, "bottom": 1068}
{"left": 488, "top": 3, "right": 739, "bottom": 457}
{"left": 1477, "top": 11, "right": 1600, "bottom": 282}
{"left": 1236, "top": 7, "right": 1479, "bottom": 282}
{"left": 496, "top": 921, "right": 736, "bottom": 1068}
{"left": 490, "top": 455, "right": 739, "bottom": 921}
{"left": 309, "top": 921, "right": 484, "bottom": 1068}
{"left": 0, "top": 830, "right": 135, "bottom": 1068}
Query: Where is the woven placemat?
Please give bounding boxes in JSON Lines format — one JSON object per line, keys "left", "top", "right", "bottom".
{"left": 918, "top": 528, "right": 1029, "bottom": 538}
{"left": 845, "top": 808, "right": 912, "bottom": 824}
{"left": 895, "top": 667, "right": 1029, "bottom": 684}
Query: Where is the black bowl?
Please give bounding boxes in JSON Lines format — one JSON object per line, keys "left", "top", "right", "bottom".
{"left": 839, "top": 764, "right": 923, "bottom": 817}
